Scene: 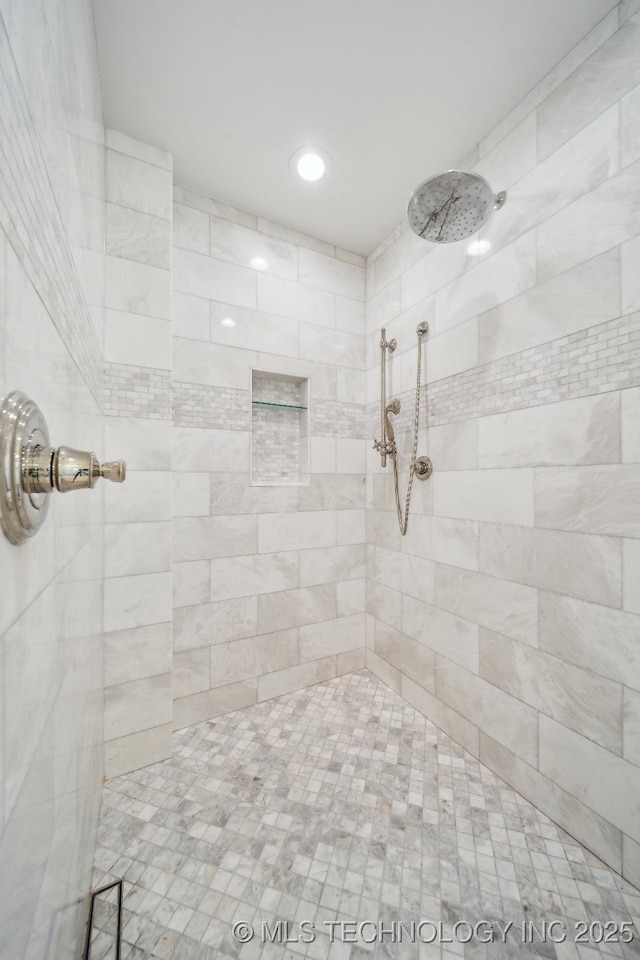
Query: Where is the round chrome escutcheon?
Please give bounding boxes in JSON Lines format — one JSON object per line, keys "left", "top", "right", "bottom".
{"left": 0, "top": 391, "right": 51, "bottom": 544}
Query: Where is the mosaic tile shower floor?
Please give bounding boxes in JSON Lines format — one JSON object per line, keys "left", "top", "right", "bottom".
{"left": 92, "top": 671, "right": 640, "bottom": 960}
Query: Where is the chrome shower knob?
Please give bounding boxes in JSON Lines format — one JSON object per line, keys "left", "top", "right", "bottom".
{"left": 99, "top": 458, "right": 126, "bottom": 484}
{"left": 50, "top": 446, "right": 126, "bottom": 493}
{"left": 0, "top": 391, "right": 127, "bottom": 545}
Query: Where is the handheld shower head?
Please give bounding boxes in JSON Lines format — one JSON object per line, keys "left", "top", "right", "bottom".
{"left": 407, "top": 170, "right": 506, "bottom": 244}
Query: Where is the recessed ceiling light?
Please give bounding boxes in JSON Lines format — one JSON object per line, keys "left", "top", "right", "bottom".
{"left": 297, "top": 153, "right": 324, "bottom": 181}
{"left": 290, "top": 146, "right": 332, "bottom": 183}
{"left": 250, "top": 256, "right": 269, "bottom": 271}
{"left": 220, "top": 317, "right": 235, "bottom": 327}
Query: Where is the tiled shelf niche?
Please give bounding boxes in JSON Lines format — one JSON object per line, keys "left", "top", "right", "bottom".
{"left": 250, "top": 371, "right": 309, "bottom": 485}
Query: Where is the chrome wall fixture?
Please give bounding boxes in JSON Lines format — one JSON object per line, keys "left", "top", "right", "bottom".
{"left": 374, "top": 328, "right": 396, "bottom": 468}
{"left": 407, "top": 170, "right": 507, "bottom": 244}
{"left": 0, "top": 391, "right": 126, "bottom": 545}
{"left": 373, "top": 324, "right": 432, "bottom": 536}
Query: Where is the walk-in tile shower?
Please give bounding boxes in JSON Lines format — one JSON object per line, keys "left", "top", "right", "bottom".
{"left": 1, "top": 0, "right": 640, "bottom": 957}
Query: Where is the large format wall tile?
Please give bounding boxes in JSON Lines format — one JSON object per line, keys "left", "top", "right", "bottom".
{"left": 104, "top": 572, "right": 172, "bottom": 632}
{"left": 105, "top": 623, "right": 173, "bottom": 687}
{"left": 210, "top": 551, "right": 299, "bottom": 601}
{"left": 436, "top": 658, "right": 539, "bottom": 766}
{"left": 474, "top": 113, "right": 538, "bottom": 203}
{"left": 402, "top": 595, "right": 480, "bottom": 673}
{"left": 539, "top": 591, "right": 640, "bottom": 691}
{"left": 173, "top": 515, "right": 258, "bottom": 562}
{"left": 299, "top": 614, "right": 365, "bottom": 660}
{"left": 539, "top": 715, "right": 640, "bottom": 843}
{"left": 477, "top": 105, "right": 620, "bottom": 258}
{"left": 171, "top": 188, "right": 366, "bottom": 724}
{"left": 174, "top": 246, "right": 257, "bottom": 306}
{"left": 173, "top": 201, "right": 209, "bottom": 254}
{"left": 106, "top": 203, "right": 171, "bottom": 269}
{"left": 258, "top": 584, "right": 337, "bottom": 634}
{"left": 435, "top": 565, "right": 538, "bottom": 645}
{"left": 299, "top": 247, "right": 365, "bottom": 299}
{"left": 623, "top": 834, "right": 640, "bottom": 890}
{"left": 400, "top": 674, "right": 480, "bottom": 757}
{"left": 433, "top": 469, "right": 534, "bottom": 525}
{"left": 623, "top": 538, "right": 640, "bottom": 613}
{"left": 209, "top": 216, "right": 298, "bottom": 280}
{"left": 105, "top": 674, "right": 172, "bottom": 741}
{"left": 624, "top": 686, "right": 640, "bottom": 766}
{"left": 537, "top": 159, "right": 640, "bottom": 281}
{"left": 210, "top": 301, "right": 300, "bottom": 356}
{"left": 256, "top": 657, "right": 335, "bottom": 702}
{"left": 364, "top": 7, "right": 640, "bottom": 888}
{"left": 104, "top": 309, "right": 171, "bottom": 368}
{"left": 622, "top": 239, "right": 640, "bottom": 312}
{"left": 537, "top": 14, "right": 640, "bottom": 161}
{"left": 434, "top": 232, "right": 536, "bottom": 336}
{"left": 535, "top": 464, "right": 640, "bottom": 536}
{"left": 258, "top": 511, "right": 336, "bottom": 553}
{"left": 173, "top": 427, "right": 250, "bottom": 473}
{"left": 174, "top": 337, "right": 257, "bottom": 389}
{"left": 258, "top": 272, "right": 334, "bottom": 325}
{"left": 479, "top": 393, "right": 620, "bottom": 467}
{"left": 210, "top": 630, "right": 299, "bottom": 687}
{"left": 480, "top": 629, "right": 623, "bottom": 753}
{"left": 426, "top": 318, "right": 478, "bottom": 382}
{"left": 478, "top": 249, "right": 620, "bottom": 364}
{"left": 367, "top": 580, "right": 403, "bottom": 630}
{"left": 107, "top": 149, "right": 172, "bottom": 218}
{"left": 104, "top": 133, "right": 174, "bottom": 778}
{"left": 398, "top": 514, "right": 479, "bottom": 570}
{"left": 373, "top": 620, "right": 436, "bottom": 692}
{"left": 622, "top": 81, "right": 640, "bottom": 164}
{"left": 299, "top": 544, "right": 365, "bottom": 587}
{"left": 174, "top": 597, "right": 259, "bottom": 652}
{"left": 0, "top": 3, "right": 107, "bottom": 951}
{"left": 480, "top": 523, "right": 621, "bottom": 607}
{"left": 174, "top": 680, "right": 258, "bottom": 729}
{"left": 478, "top": 733, "right": 623, "bottom": 874}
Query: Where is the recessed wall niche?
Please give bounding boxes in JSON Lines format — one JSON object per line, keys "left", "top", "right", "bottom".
{"left": 250, "top": 371, "right": 309, "bottom": 486}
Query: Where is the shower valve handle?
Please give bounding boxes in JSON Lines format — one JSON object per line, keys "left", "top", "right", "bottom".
{"left": 0, "top": 391, "right": 127, "bottom": 545}
{"left": 26, "top": 445, "right": 127, "bottom": 493}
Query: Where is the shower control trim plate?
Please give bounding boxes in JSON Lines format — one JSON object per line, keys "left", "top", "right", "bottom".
{"left": 413, "top": 456, "right": 433, "bottom": 480}
{"left": 0, "top": 391, "right": 127, "bottom": 545}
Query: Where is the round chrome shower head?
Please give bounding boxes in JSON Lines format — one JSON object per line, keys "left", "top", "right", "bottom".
{"left": 407, "top": 170, "right": 506, "bottom": 244}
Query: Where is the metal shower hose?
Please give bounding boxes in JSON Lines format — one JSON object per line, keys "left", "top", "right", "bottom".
{"left": 390, "top": 329, "right": 424, "bottom": 536}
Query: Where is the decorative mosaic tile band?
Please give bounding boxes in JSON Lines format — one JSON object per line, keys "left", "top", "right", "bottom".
{"left": 0, "top": 14, "right": 103, "bottom": 405}
{"left": 173, "top": 383, "right": 250, "bottom": 430}
{"left": 371, "top": 312, "right": 640, "bottom": 432}
{"left": 104, "top": 363, "right": 171, "bottom": 419}
{"left": 311, "top": 399, "right": 368, "bottom": 440}
{"left": 252, "top": 377, "right": 303, "bottom": 406}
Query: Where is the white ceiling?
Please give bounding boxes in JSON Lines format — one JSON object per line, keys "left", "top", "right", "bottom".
{"left": 93, "top": 0, "right": 618, "bottom": 256}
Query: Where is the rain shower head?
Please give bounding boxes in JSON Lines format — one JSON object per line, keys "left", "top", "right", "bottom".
{"left": 407, "top": 170, "right": 506, "bottom": 244}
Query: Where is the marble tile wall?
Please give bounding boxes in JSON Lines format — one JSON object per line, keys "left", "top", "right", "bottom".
{"left": 172, "top": 187, "right": 367, "bottom": 728}
{"left": 104, "top": 130, "right": 174, "bottom": 779}
{"left": 364, "top": 3, "right": 640, "bottom": 891}
{"left": 0, "top": 0, "right": 106, "bottom": 955}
